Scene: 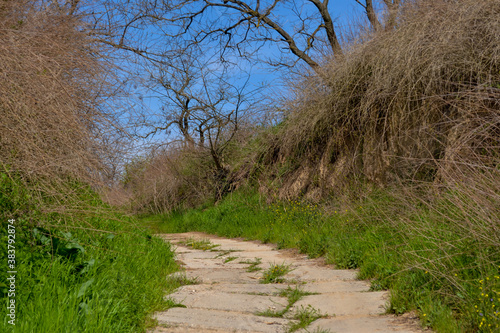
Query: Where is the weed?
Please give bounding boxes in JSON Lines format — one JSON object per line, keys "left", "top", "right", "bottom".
{"left": 240, "top": 257, "right": 263, "bottom": 272}
{"left": 224, "top": 256, "right": 239, "bottom": 263}
{"left": 473, "top": 274, "right": 500, "bottom": 332}
{"left": 257, "top": 286, "right": 315, "bottom": 319}
{"left": 277, "top": 286, "right": 317, "bottom": 304}
{"left": 287, "top": 305, "right": 326, "bottom": 332}
{"left": 163, "top": 298, "right": 187, "bottom": 309}
{"left": 246, "top": 291, "right": 272, "bottom": 296}
{"left": 166, "top": 272, "right": 199, "bottom": 288}
{"left": 215, "top": 249, "right": 240, "bottom": 258}
{"left": 261, "top": 263, "right": 293, "bottom": 284}
{"left": 257, "top": 307, "right": 288, "bottom": 318}
{"left": 181, "top": 237, "right": 220, "bottom": 251}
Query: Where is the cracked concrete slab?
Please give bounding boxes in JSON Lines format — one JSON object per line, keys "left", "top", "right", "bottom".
{"left": 176, "top": 283, "right": 291, "bottom": 295}
{"left": 302, "top": 280, "right": 370, "bottom": 293}
{"left": 299, "top": 315, "right": 423, "bottom": 333}
{"left": 294, "top": 291, "right": 389, "bottom": 316}
{"left": 155, "top": 307, "right": 291, "bottom": 332}
{"left": 151, "top": 232, "right": 427, "bottom": 333}
{"left": 170, "top": 290, "right": 288, "bottom": 313}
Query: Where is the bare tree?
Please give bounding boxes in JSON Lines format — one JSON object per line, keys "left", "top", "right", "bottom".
{"left": 98, "top": 0, "right": 402, "bottom": 75}
{"left": 135, "top": 47, "right": 261, "bottom": 199}
{"left": 355, "top": 0, "right": 401, "bottom": 32}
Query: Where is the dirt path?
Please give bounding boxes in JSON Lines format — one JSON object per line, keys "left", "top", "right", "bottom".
{"left": 151, "top": 232, "right": 425, "bottom": 333}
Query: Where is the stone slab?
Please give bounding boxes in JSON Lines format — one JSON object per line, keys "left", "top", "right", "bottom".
{"left": 154, "top": 307, "right": 291, "bottom": 333}
{"left": 300, "top": 315, "right": 422, "bottom": 333}
{"left": 170, "top": 290, "right": 288, "bottom": 313}
{"left": 182, "top": 268, "right": 262, "bottom": 284}
{"left": 176, "top": 283, "right": 291, "bottom": 295}
{"left": 302, "top": 280, "right": 370, "bottom": 293}
{"left": 287, "top": 265, "right": 359, "bottom": 281}
{"left": 294, "top": 291, "right": 389, "bottom": 316}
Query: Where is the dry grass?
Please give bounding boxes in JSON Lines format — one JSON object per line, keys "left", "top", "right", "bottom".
{"left": 0, "top": 1, "right": 118, "bottom": 215}
{"left": 118, "top": 119, "right": 260, "bottom": 213}
{"left": 118, "top": 145, "right": 214, "bottom": 213}
{"left": 261, "top": 0, "right": 499, "bottom": 200}
{"left": 264, "top": 1, "right": 499, "bottom": 328}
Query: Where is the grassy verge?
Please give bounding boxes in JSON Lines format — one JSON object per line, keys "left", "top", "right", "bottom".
{"left": 141, "top": 187, "right": 500, "bottom": 332}
{"left": 0, "top": 174, "right": 178, "bottom": 332}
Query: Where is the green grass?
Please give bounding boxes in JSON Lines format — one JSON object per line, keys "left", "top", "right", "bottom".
{"left": 257, "top": 286, "right": 322, "bottom": 331}
{"left": 257, "top": 286, "right": 315, "bottom": 318}
{"left": 224, "top": 256, "right": 238, "bottom": 263}
{"left": 139, "top": 186, "right": 500, "bottom": 332}
{"left": 276, "top": 286, "right": 317, "bottom": 304}
{"left": 165, "top": 272, "right": 199, "bottom": 289}
{"left": 0, "top": 173, "right": 179, "bottom": 332}
{"left": 261, "top": 263, "right": 293, "bottom": 284}
{"left": 239, "top": 257, "right": 263, "bottom": 272}
{"left": 180, "top": 237, "right": 220, "bottom": 251}
{"left": 287, "top": 305, "right": 326, "bottom": 332}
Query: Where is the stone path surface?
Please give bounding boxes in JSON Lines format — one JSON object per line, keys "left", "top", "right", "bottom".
{"left": 151, "top": 232, "right": 426, "bottom": 333}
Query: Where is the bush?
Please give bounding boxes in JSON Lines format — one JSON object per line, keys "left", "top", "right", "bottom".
{"left": 260, "top": 0, "right": 499, "bottom": 198}
{"left": 0, "top": 0, "right": 119, "bottom": 216}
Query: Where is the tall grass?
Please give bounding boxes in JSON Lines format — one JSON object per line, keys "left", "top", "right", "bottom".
{"left": 0, "top": 173, "right": 178, "bottom": 332}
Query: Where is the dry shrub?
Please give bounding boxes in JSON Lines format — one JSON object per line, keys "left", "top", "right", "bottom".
{"left": 119, "top": 146, "right": 216, "bottom": 214}
{"left": 118, "top": 116, "right": 260, "bottom": 213}
{"left": 0, "top": 1, "right": 117, "bottom": 214}
{"left": 265, "top": 0, "right": 499, "bottom": 318}
{"left": 266, "top": 0, "right": 499, "bottom": 199}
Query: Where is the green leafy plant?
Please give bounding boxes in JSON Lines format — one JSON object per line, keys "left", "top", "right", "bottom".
{"left": 261, "top": 263, "right": 292, "bottom": 284}
{"left": 288, "top": 305, "right": 326, "bottom": 332}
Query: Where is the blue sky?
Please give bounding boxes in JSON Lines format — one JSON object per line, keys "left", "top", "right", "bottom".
{"left": 111, "top": 0, "right": 380, "bottom": 149}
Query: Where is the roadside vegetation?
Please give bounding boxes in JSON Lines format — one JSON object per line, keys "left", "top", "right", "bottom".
{"left": 131, "top": 0, "right": 500, "bottom": 331}
{"left": 0, "top": 174, "right": 178, "bottom": 332}
{"left": 1, "top": 0, "right": 498, "bottom": 332}
{"left": 142, "top": 185, "right": 499, "bottom": 331}
{"left": 0, "top": 1, "right": 178, "bottom": 332}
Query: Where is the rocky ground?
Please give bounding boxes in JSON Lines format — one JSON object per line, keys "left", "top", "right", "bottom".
{"left": 151, "top": 232, "right": 426, "bottom": 333}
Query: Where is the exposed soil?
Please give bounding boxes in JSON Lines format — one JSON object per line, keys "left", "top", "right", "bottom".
{"left": 151, "top": 232, "right": 427, "bottom": 333}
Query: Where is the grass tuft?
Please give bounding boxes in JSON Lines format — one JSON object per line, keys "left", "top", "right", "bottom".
{"left": 287, "top": 305, "right": 326, "bottom": 332}
{"left": 240, "top": 257, "right": 263, "bottom": 272}
{"left": 261, "top": 263, "right": 293, "bottom": 284}
{"left": 181, "top": 237, "right": 220, "bottom": 251}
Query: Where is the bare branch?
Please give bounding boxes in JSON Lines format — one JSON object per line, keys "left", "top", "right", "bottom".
{"left": 309, "top": 0, "right": 344, "bottom": 58}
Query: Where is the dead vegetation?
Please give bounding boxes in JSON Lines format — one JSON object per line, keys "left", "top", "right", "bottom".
{"left": 115, "top": 0, "right": 499, "bottom": 232}
{"left": 118, "top": 125, "right": 256, "bottom": 214}
{"left": 259, "top": 0, "right": 499, "bottom": 201}
{"left": 119, "top": 146, "right": 214, "bottom": 213}
{"left": 0, "top": 0, "right": 118, "bottom": 215}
